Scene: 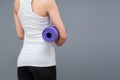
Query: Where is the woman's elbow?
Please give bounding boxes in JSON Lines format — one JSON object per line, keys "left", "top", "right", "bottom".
{"left": 16, "top": 31, "right": 24, "bottom": 40}
{"left": 60, "top": 33, "right": 67, "bottom": 42}
{"left": 18, "top": 35, "right": 24, "bottom": 40}
{"left": 61, "top": 35, "right": 67, "bottom": 41}
{"left": 19, "top": 37, "right": 24, "bottom": 40}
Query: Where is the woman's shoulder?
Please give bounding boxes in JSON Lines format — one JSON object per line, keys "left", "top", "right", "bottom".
{"left": 40, "top": 0, "right": 56, "bottom": 7}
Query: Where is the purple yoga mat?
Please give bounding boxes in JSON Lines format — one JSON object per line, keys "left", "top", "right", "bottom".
{"left": 42, "top": 26, "right": 59, "bottom": 42}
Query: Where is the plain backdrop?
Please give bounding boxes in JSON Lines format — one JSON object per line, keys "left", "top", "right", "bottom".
{"left": 0, "top": 0, "right": 120, "bottom": 80}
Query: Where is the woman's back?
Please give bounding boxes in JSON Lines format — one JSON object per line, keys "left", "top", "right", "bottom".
{"left": 17, "top": 0, "right": 56, "bottom": 67}
{"left": 14, "top": 0, "right": 67, "bottom": 80}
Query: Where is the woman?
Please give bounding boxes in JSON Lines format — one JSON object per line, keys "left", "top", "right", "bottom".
{"left": 13, "top": 0, "right": 67, "bottom": 80}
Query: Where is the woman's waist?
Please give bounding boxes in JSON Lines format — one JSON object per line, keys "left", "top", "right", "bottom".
{"left": 20, "top": 42, "right": 55, "bottom": 55}
{"left": 23, "top": 38, "right": 54, "bottom": 48}
{"left": 24, "top": 34, "right": 46, "bottom": 43}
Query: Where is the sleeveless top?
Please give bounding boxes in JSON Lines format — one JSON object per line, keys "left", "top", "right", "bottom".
{"left": 17, "top": 0, "right": 56, "bottom": 67}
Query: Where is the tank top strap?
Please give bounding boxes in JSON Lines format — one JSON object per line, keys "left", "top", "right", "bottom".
{"left": 25, "top": 0, "right": 32, "bottom": 11}
{"left": 29, "top": 0, "right": 34, "bottom": 13}
{"left": 26, "top": 0, "right": 36, "bottom": 14}
{"left": 18, "top": 0, "right": 32, "bottom": 14}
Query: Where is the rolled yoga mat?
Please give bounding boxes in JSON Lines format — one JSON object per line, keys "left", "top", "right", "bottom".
{"left": 42, "top": 26, "right": 59, "bottom": 42}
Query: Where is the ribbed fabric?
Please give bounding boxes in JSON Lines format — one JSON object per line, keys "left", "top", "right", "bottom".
{"left": 17, "top": 0, "right": 56, "bottom": 67}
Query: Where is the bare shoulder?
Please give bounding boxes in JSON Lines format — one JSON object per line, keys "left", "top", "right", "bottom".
{"left": 40, "top": 0, "right": 56, "bottom": 9}
{"left": 41, "top": 0, "right": 55, "bottom": 4}
{"left": 14, "top": 0, "right": 20, "bottom": 14}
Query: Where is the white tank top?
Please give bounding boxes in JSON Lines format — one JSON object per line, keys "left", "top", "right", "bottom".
{"left": 17, "top": 0, "right": 56, "bottom": 67}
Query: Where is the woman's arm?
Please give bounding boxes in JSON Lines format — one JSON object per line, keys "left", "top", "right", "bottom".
{"left": 46, "top": 0, "right": 67, "bottom": 46}
{"left": 13, "top": 0, "right": 24, "bottom": 40}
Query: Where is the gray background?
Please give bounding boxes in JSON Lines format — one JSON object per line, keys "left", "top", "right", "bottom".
{"left": 0, "top": 0, "right": 120, "bottom": 80}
